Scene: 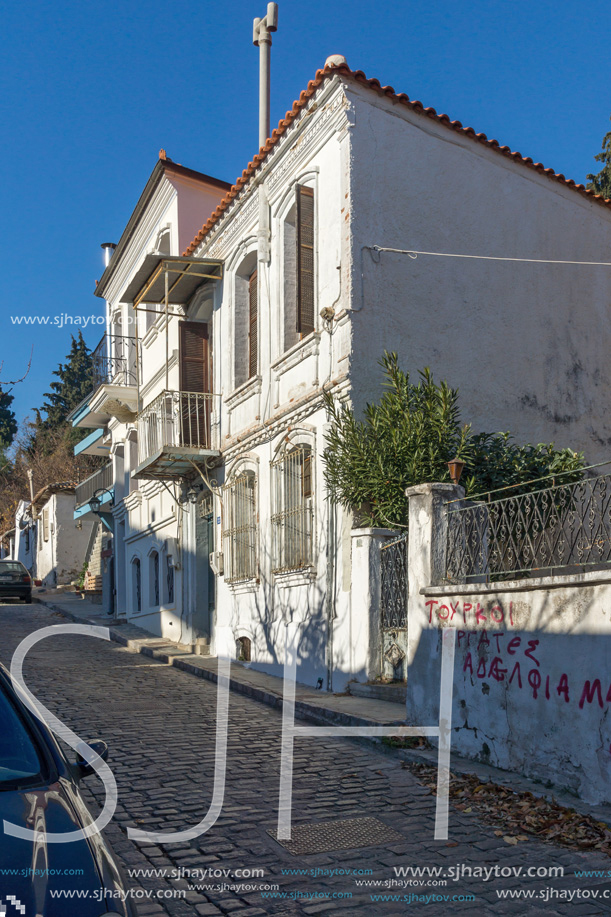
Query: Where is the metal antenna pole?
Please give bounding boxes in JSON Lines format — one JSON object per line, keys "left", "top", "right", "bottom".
{"left": 253, "top": 3, "right": 278, "bottom": 149}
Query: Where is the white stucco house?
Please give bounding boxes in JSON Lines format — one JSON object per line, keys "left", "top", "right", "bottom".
{"left": 7, "top": 482, "right": 91, "bottom": 584}
{"left": 72, "top": 58, "right": 611, "bottom": 689}
{"left": 69, "top": 155, "right": 231, "bottom": 632}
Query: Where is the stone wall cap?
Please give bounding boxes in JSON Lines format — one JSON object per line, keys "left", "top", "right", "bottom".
{"left": 351, "top": 527, "right": 401, "bottom": 538}
{"left": 405, "top": 482, "right": 464, "bottom": 498}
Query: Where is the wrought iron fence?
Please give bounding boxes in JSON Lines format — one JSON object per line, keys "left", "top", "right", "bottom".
{"left": 92, "top": 334, "right": 140, "bottom": 388}
{"left": 137, "top": 391, "right": 219, "bottom": 466}
{"left": 445, "top": 472, "right": 611, "bottom": 583}
{"left": 75, "top": 463, "right": 113, "bottom": 508}
{"left": 380, "top": 531, "right": 408, "bottom": 628}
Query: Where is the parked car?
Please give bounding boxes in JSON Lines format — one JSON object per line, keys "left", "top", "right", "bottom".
{"left": 0, "top": 663, "right": 136, "bottom": 915}
{"left": 0, "top": 560, "right": 32, "bottom": 603}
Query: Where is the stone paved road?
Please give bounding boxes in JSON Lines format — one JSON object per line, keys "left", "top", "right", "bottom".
{"left": 1, "top": 603, "right": 611, "bottom": 916}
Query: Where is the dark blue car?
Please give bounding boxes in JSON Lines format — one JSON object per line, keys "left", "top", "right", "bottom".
{"left": 0, "top": 663, "right": 135, "bottom": 915}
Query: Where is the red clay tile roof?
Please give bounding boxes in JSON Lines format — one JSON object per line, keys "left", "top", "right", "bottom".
{"left": 184, "top": 62, "right": 611, "bottom": 256}
{"left": 32, "top": 481, "right": 77, "bottom": 509}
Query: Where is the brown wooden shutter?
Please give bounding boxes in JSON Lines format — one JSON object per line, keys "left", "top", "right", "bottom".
{"left": 297, "top": 185, "right": 315, "bottom": 336}
{"left": 248, "top": 269, "right": 258, "bottom": 378}
{"left": 179, "top": 322, "right": 209, "bottom": 393}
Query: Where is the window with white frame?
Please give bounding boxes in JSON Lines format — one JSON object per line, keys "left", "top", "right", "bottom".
{"left": 223, "top": 470, "right": 257, "bottom": 583}
{"left": 283, "top": 184, "right": 315, "bottom": 352}
{"left": 271, "top": 444, "right": 313, "bottom": 573}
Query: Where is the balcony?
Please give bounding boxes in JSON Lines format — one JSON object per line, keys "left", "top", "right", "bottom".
{"left": 74, "top": 463, "right": 114, "bottom": 518}
{"left": 134, "top": 391, "right": 220, "bottom": 480}
{"left": 71, "top": 335, "right": 140, "bottom": 430}
{"left": 92, "top": 334, "right": 140, "bottom": 388}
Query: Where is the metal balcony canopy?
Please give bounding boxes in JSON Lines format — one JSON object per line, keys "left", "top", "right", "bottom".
{"left": 121, "top": 255, "right": 223, "bottom": 309}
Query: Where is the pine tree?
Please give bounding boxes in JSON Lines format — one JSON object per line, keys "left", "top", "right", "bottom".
{"left": 0, "top": 387, "right": 17, "bottom": 451}
{"left": 38, "top": 332, "right": 94, "bottom": 430}
{"left": 587, "top": 117, "right": 611, "bottom": 198}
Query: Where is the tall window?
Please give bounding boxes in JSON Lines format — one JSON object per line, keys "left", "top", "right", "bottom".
{"left": 296, "top": 186, "right": 315, "bottom": 336}
{"left": 271, "top": 445, "right": 313, "bottom": 573}
{"left": 150, "top": 551, "right": 160, "bottom": 606}
{"left": 283, "top": 185, "right": 315, "bottom": 351}
{"left": 166, "top": 554, "right": 175, "bottom": 604}
{"left": 42, "top": 509, "right": 49, "bottom": 543}
{"left": 223, "top": 471, "right": 257, "bottom": 583}
{"left": 234, "top": 253, "right": 258, "bottom": 388}
{"left": 248, "top": 269, "right": 258, "bottom": 379}
{"left": 132, "top": 559, "right": 141, "bottom": 612}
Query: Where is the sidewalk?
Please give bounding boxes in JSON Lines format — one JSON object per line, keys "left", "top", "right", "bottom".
{"left": 32, "top": 592, "right": 406, "bottom": 728}
{"left": 33, "top": 591, "right": 611, "bottom": 827}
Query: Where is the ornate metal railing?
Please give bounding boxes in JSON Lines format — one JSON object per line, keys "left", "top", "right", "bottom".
{"left": 92, "top": 334, "right": 140, "bottom": 388}
{"left": 445, "top": 473, "right": 611, "bottom": 583}
{"left": 75, "top": 463, "right": 113, "bottom": 508}
{"left": 137, "top": 391, "right": 219, "bottom": 466}
{"left": 380, "top": 530, "right": 408, "bottom": 628}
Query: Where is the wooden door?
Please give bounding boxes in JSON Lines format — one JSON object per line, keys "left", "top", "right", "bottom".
{"left": 179, "top": 322, "right": 210, "bottom": 447}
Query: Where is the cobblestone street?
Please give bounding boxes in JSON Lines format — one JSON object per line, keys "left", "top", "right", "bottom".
{"left": 2, "top": 603, "right": 611, "bottom": 916}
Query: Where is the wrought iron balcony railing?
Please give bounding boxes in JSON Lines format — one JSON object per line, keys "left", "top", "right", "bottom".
{"left": 92, "top": 334, "right": 140, "bottom": 389}
{"left": 445, "top": 472, "right": 611, "bottom": 583}
{"left": 137, "top": 391, "right": 219, "bottom": 467}
{"left": 75, "top": 463, "right": 113, "bottom": 508}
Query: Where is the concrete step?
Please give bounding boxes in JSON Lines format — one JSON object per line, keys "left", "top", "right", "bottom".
{"left": 348, "top": 682, "right": 407, "bottom": 704}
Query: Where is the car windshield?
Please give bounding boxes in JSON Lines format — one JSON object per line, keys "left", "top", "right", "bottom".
{"left": 0, "top": 681, "right": 45, "bottom": 787}
{"left": 0, "top": 562, "right": 26, "bottom": 574}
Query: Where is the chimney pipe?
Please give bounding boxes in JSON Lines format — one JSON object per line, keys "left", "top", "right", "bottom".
{"left": 253, "top": 3, "right": 278, "bottom": 149}
{"left": 101, "top": 242, "right": 117, "bottom": 268}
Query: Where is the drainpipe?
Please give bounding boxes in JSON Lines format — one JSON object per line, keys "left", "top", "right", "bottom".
{"left": 325, "top": 472, "right": 337, "bottom": 692}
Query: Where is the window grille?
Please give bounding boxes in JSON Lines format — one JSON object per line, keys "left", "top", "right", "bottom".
{"left": 223, "top": 472, "right": 257, "bottom": 583}
{"left": 43, "top": 509, "right": 49, "bottom": 543}
{"left": 272, "top": 445, "right": 313, "bottom": 573}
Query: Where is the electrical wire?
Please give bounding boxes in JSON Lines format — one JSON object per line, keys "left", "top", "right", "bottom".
{"left": 368, "top": 245, "right": 611, "bottom": 267}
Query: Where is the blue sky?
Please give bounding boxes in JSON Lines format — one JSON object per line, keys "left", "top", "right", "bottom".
{"left": 1, "top": 0, "right": 610, "bottom": 429}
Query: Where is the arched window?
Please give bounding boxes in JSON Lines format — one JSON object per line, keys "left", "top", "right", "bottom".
{"left": 132, "top": 558, "right": 141, "bottom": 613}
{"left": 223, "top": 470, "right": 257, "bottom": 583}
{"left": 283, "top": 184, "right": 315, "bottom": 352}
{"left": 271, "top": 444, "right": 313, "bottom": 572}
{"left": 234, "top": 251, "right": 258, "bottom": 388}
{"left": 150, "top": 550, "right": 160, "bottom": 606}
{"left": 236, "top": 636, "right": 251, "bottom": 662}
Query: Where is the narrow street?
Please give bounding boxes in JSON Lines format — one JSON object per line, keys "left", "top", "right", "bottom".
{"left": 1, "top": 603, "right": 610, "bottom": 917}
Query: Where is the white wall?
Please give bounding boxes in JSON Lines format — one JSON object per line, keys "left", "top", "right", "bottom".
{"left": 346, "top": 82, "right": 611, "bottom": 462}
{"left": 36, "top": 494, "right": 92, "bottom": 585}
{"left": 410, "top": 575, "right": 611, "bottom": 805}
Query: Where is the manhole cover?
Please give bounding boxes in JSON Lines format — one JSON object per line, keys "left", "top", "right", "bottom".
{"left": 268, "top": 816, "right": 404, "bottom": 855}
